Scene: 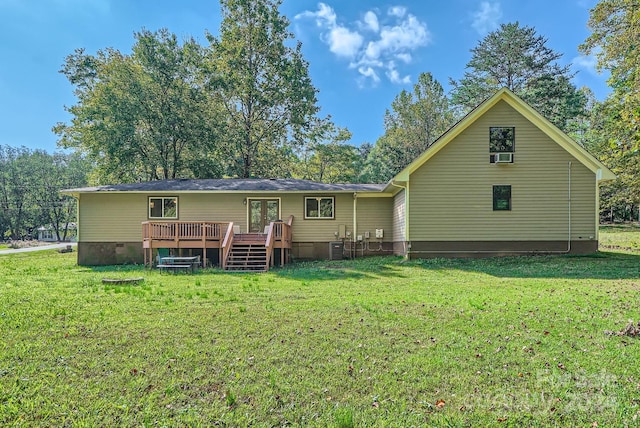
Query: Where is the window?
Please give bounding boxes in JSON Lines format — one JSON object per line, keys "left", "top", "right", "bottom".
{"left": 489, "top": 127, "right": 515, "bottom": 163}
{"left": 493, "top": 185, "right": 511, "bottom": 211}
{"left": 149, "top": 197, "right": 178, "bottom": 219}
{"left": 305, "top": 196, "right": 335, "bottom": 219}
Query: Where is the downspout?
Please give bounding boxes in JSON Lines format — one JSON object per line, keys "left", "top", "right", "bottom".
{"left": 407, "top": 161, "right": 574, "bottom": 256}
{"left": 75, "top": 195, "right": 80, "bottom": 242}
{"left": 567, "top": 161, "right": 572, "bottom": 253}
{"left": 595, "top": 171, "right": 601, "bottom": 242}
{"left": 353, "top": 192, "right": 357, "bottom": 259}
{"left": 390, "top": 181, "right": 409, "bottom": 257}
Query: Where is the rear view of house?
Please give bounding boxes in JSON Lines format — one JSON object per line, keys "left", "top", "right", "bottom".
{"left": 63, "top": 88, "right": 615, "bottom": 268}
{"left": 386, "top": 87, "right": 615, "bottom": 257}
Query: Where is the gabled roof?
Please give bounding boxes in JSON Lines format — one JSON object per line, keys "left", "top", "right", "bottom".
{"left": 386, "top": 87, "right": 616, "bottom": 190}
{"left": 62, "top": 178, "right": 386, "bottom": 195}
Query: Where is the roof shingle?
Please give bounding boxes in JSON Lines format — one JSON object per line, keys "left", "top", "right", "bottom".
{"left": 63, "top": 178, "right": 386, "bottom": 193}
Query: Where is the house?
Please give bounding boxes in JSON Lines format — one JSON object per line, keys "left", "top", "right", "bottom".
{"left": 62, "top": 88, "right": 615, "bottom": 269}
{"left": 37, "top": 223, "right": 77, "bottom": 242}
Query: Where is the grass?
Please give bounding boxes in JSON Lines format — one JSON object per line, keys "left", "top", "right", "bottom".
{"left": 599, "top": 223, "right": 640, "bottom": 252}
{"left": 1, "top": 229, "right": 640, "bottom": 426}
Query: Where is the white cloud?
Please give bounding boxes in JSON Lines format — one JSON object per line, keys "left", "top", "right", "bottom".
{"left": 363, "top": 11, "right": 379, "bottom": 32}
{"left": 573, "top": 54, "right": 598, "bottom": 74}
{"left": 358, "top": 66, "right": 380, "bottom": 82}
{"left": 396, "top": 53, "right": 412, "bottom": 63}
{"left": 296, "top": 2, "right": 336, "bottom": 27}
{"left": 364, "top": 15, "right": 429, "bottom": 62}
{"left": 388, "top": 6, "right": 407, "bottom": 18}
{"left": 296, "top": 3, "right": 431, "bottom": 86}
{"left": 386, "top": 63, "right": 411, "bottom": 84}
{"left": 471, "top": 1, "right": 502, "bottom": 35}
{"left": 297, "top": 3, "right": 363, "bottom": 59}
{"left": 326, "top": 27, "right": 363, "bottom": 58}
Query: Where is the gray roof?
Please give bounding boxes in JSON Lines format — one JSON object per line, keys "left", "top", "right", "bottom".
{"left": 63, "top": 178, "right": 386, "bottom": 194}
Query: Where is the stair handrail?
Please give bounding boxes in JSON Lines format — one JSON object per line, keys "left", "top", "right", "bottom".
{"left": 264, "top": 222, "right": 276, "bottom": 268}
{"left": 221, "top": 222, "right": 235, "bottom": 270}
{"left": 285, "top": 215, "right": 293, "bottom": 243}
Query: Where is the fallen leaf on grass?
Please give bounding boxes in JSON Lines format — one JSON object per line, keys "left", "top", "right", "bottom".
{"left": 435, "top": 399, "right": 445, "bottom": 409}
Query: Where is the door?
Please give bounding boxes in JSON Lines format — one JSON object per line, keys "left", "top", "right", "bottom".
{"left": 249, "top": 199, "right": 279, "bottom": 233}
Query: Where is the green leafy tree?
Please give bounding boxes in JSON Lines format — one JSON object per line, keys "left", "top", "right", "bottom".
{"left": 55, "top": 29, "right": 221, "bottom": 183}
{"left": 362, "top": 72, "right": 455, "bottom": 182}
{"left": 581, "top": 0, "right": 640, "bottom": 148}
{"left": 295, "top": 127, "right": 361, "bottom": 183}
{"left": 580, "top": 1, "right": 640, "bottom": 220}
{"left": 31, "top": 151, "right": 90, "bottom": 241}
{"left": 207, "top": 0, "right": 329, "bottom": 178}
{"left": 0, "top": 146, "right": 88, "bottom": 240}
{"left": 0, "top": 146, "right": 34, "bottom": 239}
{"left": 450, "top": 22, "right": 587, "bottom": 131}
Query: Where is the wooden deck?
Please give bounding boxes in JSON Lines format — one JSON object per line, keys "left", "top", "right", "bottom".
{"left": 142, "top": 216, "right": 293, "bottom": 271}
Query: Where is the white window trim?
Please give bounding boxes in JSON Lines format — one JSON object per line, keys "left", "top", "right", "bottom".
{"left": 148, "top": 196, "right": 178, "bottom": 219}
{"left": 304, "top": 196, "right": 335, "bottom": 220}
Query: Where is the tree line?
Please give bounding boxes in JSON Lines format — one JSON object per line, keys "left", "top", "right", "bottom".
{"left": 0, "top": 147, "right": 89, "bottom": 241}
{"left": 53, "top": 0, "right": 590, "bottom": 185}
{"left": 3, "top": 0, "right": 637, "bottom": 241}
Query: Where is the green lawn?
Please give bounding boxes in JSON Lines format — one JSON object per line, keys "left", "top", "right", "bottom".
{"left": 1, "top": 230, "right": 640, "bottom": 426}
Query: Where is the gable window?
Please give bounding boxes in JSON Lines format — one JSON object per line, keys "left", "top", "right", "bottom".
{"left": 305, "top": 196, "right": 335, "bottom": 219}
{"left": 489, "top": 127, "right": 515, "bottom": 163}
{"left": 149, "top": 197, "right": 178, "bottom": 219}
{"left": 493, "top": 185, "right": 511, "bottom": 211}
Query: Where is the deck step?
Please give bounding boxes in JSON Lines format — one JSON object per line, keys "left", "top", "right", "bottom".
{"left": 225, "top": 239, "right": 269, "bottom": 271}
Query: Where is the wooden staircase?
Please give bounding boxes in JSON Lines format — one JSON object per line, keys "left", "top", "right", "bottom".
{"left": 225, "top": 234, "right": 269, "bottom": 272}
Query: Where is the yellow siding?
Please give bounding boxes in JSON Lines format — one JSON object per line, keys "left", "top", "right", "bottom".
{"left": 79, "top": 191, "right": 391, "bottom": 243}
{"left": 356, "top": 197, "right": 393, "bottom": 242}
{"left": 393, "top": 190, "right": 406, "bottom": 241}
{"left": 285, "top": 193, "right": 354, "bottom": 242}
{"left": 409, "top": 100, "right": 597, "bottom": 241}
{"left": 79, "top": 193, "right": 148, "bottom": 242}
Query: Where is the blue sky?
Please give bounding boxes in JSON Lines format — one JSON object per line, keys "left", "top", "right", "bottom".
{"left": 0, "top": 0, "right": 607, "bottom": 153}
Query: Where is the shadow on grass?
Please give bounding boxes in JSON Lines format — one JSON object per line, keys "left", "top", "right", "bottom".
{"left": 273, "top": 257, "right": 407, "bottom": 281}
{"left": 271, "top": 251, "right": 640, "bottom": 281}
{"left": 79, "top": 251, "right": 640, "bottom": 282}
{"left": 404, "top": 251, "right": 640, "bottom": 280}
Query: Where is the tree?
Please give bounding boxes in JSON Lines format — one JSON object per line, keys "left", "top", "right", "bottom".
{"left": 0, "top": 146, "right": 88, "bottom": 241}
{"left": 55, "top": 29, "right": 221, "bottom": 183}
{"left": 361, "top": 72, "right": 455, "bottom": 182}
{"left": 581, "top": 0, "right": 639, "bottom": 147}
{"left": 450, "top": 22, "right": 587, "bottom": 131}
{"left": 580, "top": 1, "right": 640, "bottom": 220}
{"left": 0, "top": 146, "right": 33, "bottom": 239}
{"left": 31, "top": 151, "right": 90, "bottom": 241}
{"left": 207, "top": 0, "right": 330, "bottom": 178}
{"left": 294, "top": 127, "right": 361, "bottom": 183}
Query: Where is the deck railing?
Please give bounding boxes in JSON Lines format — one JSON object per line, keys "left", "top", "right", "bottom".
{"left": 221, "top": 222, "right": 235, "bottom": 270}
{"left": 143, "top": 216, "right": 293, "bottom": 270}
{"left": 264, "top": 223, "right": 276, "bottom": 268}
{"left": 273, "top": 215, "right": 294, "bottom": 246}
{"left": 142, "top": 221, "right": 228, "bottom": 242}
{"left": 267, "top": 215, "right": 293, "bottom": 267}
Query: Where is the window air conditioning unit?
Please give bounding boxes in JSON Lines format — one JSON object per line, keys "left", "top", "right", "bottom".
{"left": 494, "top": 152, "right": 513, "bottom": 163}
